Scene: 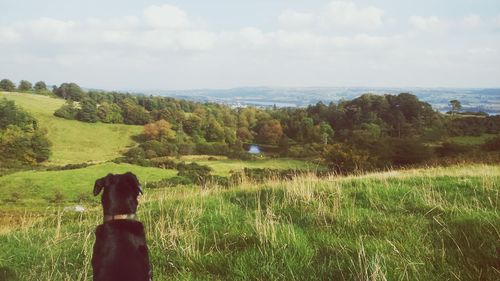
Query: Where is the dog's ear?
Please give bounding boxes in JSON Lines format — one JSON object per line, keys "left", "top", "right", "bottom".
{"left": 93, "top": 173, "right": 114, "bottom": 196}
{"left": 126, "top": 172, "right": 143, "bottom": 194}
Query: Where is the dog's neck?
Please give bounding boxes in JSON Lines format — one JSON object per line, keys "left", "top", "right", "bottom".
{"left": 104, "top": 213, "right": 137, "bottom": 222}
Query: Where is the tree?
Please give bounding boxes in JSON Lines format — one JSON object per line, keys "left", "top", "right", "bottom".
{"left": 0, "top": 98, "right": 36, "bottom": 129}
{"left": 236, "top": 127, "right": 254, "bottom": 142}
{"left": 449, "top": 100, "right": 462, "bottom": 114}
{"left": 34, "top": 81, "right": 48, "bottom": 92}
{"left": 0, "top": 99, "right": 51, "bottom": 166}
{"left": 77, "top": 99, "right": 99, "bottom": 123}
{"left": 322, "top": 143, "right": 370, "bottom": 173}
{"left": 17, "top": 80, "right": 32, "bottom": 92}
{"left": 204, "top": 117, "right": 225, "bottom": 142}
{"left": 0, "top": 79, "right": 16, "bottom": 92}
{"left": 97, "top": 102, "right": 123, "bottom": 123}
{"left": 54, "top": 100, "right": 78, "bottom": 120}
{"left": 53, "top": 83, "right": 84, "bottom": 101}
{"left": 143, "top": 119, "right": 176, "bottom": 141}
{"left": 258, "top": 119, "right": 283, "bottom": 145}
{"left": 120, "top": 98, "right": 151, "bottom": 125}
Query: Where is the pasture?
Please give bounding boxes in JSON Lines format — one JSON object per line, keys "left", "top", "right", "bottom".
{"left": 0, "top": 164, "right": 498, "bottom": 280}
{"left": 0, "top": 92, "right": 142, "bottom": 165}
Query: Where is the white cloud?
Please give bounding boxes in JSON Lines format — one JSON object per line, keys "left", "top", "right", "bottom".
{"left": 238, "top": 27, "right": 271, "bottom": 47}
{"left": 278, "top": 10, "right": 314, "bottom": 29}
{"left": 28, "top": 17, "right": 76, "bottom": 40}
{"left": 0, "top": 27, "right": 21, "bottom": 43}
{"left": 410, "top": 16, "right": 450, "bottom": 32}
{"left": 323, "top": 1, "right": 385, "bottom": 29}
{"left": 461, "top": 14, "right": 483, "bottom": 28}
{"left": 493, "top": 14, "right": 500, "bottom": 29}
{"left": 1, "top": 2, "right": 499, "bottom": 89}
{"left": 142, "top": 4, "right": 191, "bottom": 29}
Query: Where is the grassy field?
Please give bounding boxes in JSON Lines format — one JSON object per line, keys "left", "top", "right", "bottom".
{"left": 0, "top": 164, "right": 498, "bottom": 280}
{"left": 0, "top": 163, "right": 176, "bottom": 204}
{"left": 449, "top": 133, "right": 498, "bottom": 145}
{"left": 178, "top": 155, "right": 322, "bottom": 176}
{"left": 0, "top": 92, "right": 142, "bottom": 165}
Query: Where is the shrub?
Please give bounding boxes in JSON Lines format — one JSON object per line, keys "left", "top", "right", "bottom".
{"left": 389, "top": 138, "right": 434, "bottom": 166}
{"left": 76, "top": 192, "right": 91, "bottom": 203}
{"left": 9, "top": 191, "right": 22, "bottom": 203}
{"left": 150, "top": 157, "right": 176, "bottom": 169}
{"left": 144, "top": 176, "right": 193, "bottom": 188}
{"left": 51, "top": 190, "right": 65, "bottom": 203}
{"left": 177, "top": 162, "right": 212, "bottom": 183}
{"left": 436, "top": 142, "right": 472, "bottom": 157}
{"left": 46, "top": 162, "right": 91, "bottom": 171}
{"left": 482, "top": 136, "right": 500, "bottom": 151}
{"left": 322, "top": 143, "right": 371, "bottom": 173}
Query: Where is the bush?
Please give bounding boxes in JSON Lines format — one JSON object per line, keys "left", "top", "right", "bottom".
{"left": 322, "top": 143, "right": 371, "bottom": 173}
{"left": 177, "top": 162, "right": 212, "bottom": 183}
{"left": 9, "top": 191, "right": 22, "bottom": 203}
{"left": 76, "top": 192, "right": 92, "bottom": 203}
{"left": 51, "top": 190, "right": 65, "bottom": 203}
{"left": 436, "top": 142, "right": 472, "bottom": 157}
{"left": 390, "top": 138, "right": 434, "bottom": 166}
{"left": 150, "top": 157, "right": 176, "bottom": 169}
{"left": 46, "top": 162, "right": 91, "bottom": 171}
{"left": 144, "top": 176, "right": 193, "bottom": 188}
{"left": 482, "top": 136, "right": 500, "bottom": 151}
{"left": 53, "top": 102, "right": 78, "bottom": 120}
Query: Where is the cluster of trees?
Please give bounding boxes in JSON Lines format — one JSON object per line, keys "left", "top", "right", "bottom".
{"left": 0, "top": 78, "right": 52, "bottom": 96}
{"left": 0, "top": 99, "right": 51, "bottom": 167}
{"left": 447, "top": 115, "right": 500, "bottom": 136}
{"left": 46, "top": 82, "right": 499, "bottom": 172}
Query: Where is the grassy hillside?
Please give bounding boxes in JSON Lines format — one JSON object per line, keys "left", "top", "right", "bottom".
{"left": 0, "top": 163, "right": 176, "bottom": 204}
{"left": 0, "top": 164, "right": 498, "bottom": 280}
{"left": 0, "top": 92, "right": 142, "bottom": 165}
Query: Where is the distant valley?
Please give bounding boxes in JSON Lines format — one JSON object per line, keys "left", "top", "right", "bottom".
{"left": 151, "top": 87, "right": 500, "bottom": 114}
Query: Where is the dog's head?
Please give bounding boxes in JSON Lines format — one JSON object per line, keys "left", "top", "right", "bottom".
{"left": 93, "top": 172, "right": 143, "bottom": 216}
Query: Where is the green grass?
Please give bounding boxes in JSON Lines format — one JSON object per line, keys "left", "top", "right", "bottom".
{"left": 0, "top": 92, "right": 142, "bottom": 165}
{"left": 179, "top": 155, "right": 322, "bottom": 176}
{"left": 0, "top": 163, "right": 176, "bottom": 203}
{"left": 449, "top": 133, "right": 498, "bottom": 145}
{"left": 0, "top": 164, "right": 498, "bottom": 280}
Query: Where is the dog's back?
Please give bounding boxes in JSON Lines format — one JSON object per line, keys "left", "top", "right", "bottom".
{"left": 92, "top": 220, "right": 150, "bottom": 281}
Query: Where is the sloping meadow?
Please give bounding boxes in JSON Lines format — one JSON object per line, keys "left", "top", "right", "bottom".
{"left": 0, "top": 164, "right": 499, "bottom": 280}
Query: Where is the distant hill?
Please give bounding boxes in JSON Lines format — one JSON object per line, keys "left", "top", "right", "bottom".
{"left": 0, "top": 92, "right": 142, "bottom": 165}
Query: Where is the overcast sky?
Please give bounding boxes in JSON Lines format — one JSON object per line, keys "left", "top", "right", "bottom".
{"left": 1, "top": 0, "right": 499, "bottom": 90}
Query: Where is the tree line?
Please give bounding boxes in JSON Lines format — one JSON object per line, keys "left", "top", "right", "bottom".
{"left": 3, "top": 78, "right": 499, "bottom": 172}
{"left": 0, "top": 78, "right": 53, "bottom": 96}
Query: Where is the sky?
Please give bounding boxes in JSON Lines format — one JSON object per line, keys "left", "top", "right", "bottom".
{"left": 1, "top": 0, "right": 500, "bottom": 90}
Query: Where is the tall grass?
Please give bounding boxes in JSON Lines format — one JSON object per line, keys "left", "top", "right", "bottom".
{"left": 0, "top": 164, "right": 498, "bottom": 280}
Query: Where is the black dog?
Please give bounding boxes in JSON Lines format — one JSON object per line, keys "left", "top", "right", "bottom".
{"left": 92, "top": 172, "right": 151, "bottom": 281}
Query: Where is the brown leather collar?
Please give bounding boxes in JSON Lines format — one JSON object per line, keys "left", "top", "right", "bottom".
{"left": 104, "top": 213, "right": 136, "bottom": 222}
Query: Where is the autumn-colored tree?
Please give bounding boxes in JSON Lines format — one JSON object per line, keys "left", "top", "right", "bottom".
{"left": 258, "top": 119, "right": 283, "bottom": 144}
{"left": 236, "top": 127, "right": 254, "bottom": 142}
{"left": 143, "top": 119, "right": 176, "bottom": 141}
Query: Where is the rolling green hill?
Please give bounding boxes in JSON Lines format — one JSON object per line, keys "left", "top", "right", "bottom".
{"left": 0, "top": 92, "right": 142, "bottom": 165}
{"left": 0, "top": 162, "right": 176, "bottom": 204}
{"left": 0, "top": 164, "right": 498, "bottom": 280}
